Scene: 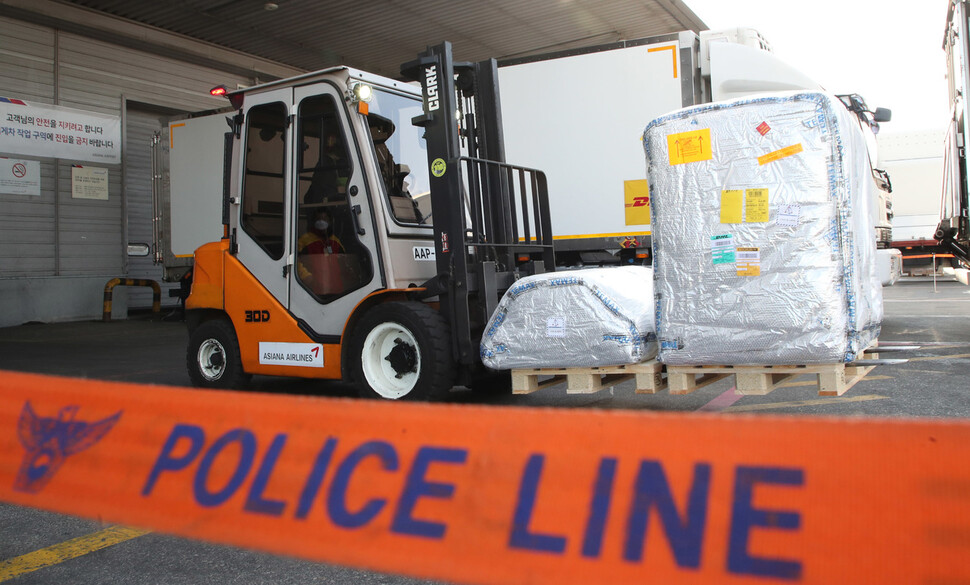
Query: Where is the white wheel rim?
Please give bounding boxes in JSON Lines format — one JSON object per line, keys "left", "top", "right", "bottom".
{"left": 198, "top": 338, "right": 226, "bottom": 381}
{"left": 360, "top": 322, "right": 421, "bottom": 399}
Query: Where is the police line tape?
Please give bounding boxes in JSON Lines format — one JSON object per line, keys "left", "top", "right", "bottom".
{"left": 2, "top": 370, "right": 969, "bottom": 584}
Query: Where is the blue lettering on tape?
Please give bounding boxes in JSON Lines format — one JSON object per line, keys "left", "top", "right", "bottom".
{"left": 295, "top": 437, "right": 338, "bottom": 520}
{"left": 509, "top": 454, "right": 568, "bottom": 554}
{"left": 142, "top": 423, "right": 205, "bottom": 496}
{"left": 548, "top": 277, "right": 580, "bottom": 287}
{"left": 728, "top": 466, "right": 804, "bottom": 580}
{"left": 624, "top": 461, "right": 710, "bottom": 568}
{"left": 139, "top": 424, "right": 805, "bottom": 577}
{"left": 244, "top": 433, "right": 288, "bottom": 516}
{"left": 392, "top": 447, "right": 468, "bottom": 539}
{"left": 327, "top": 440, "right": 398, "bottom": 529}
{"left": 194, "top": 429, "right": 256, "bottom": 508}
{"left": 581, "top": 458, "right": 617, "bottom": 558}
{"left": 508, "top": 281, "right": 538, "bottom": 298}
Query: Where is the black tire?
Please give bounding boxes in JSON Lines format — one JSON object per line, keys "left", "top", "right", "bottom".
{"left": 186, "top": 319, "right": 251, "bottom": 389}
{"left": 349, "top": 302, "right": 455, "bottom": 400}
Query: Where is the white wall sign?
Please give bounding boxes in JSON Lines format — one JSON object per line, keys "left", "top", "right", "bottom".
{"left": 71, "top": 166, "right": 109, "bottom": 200}
{"left": 0, "top": 157, "right": 40, "bottom": 196}
{"left": 0, "top": 97, "right": 121, "bottom": 164}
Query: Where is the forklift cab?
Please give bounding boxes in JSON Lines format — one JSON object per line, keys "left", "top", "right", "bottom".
{"left": 187, "top": 68, "right": 446, "bottom": 394}
{"left": 185, "top": 44, "right": 553, "bottom": 400}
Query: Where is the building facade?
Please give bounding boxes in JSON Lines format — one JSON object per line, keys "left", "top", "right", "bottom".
{"left": 0, "top": 3, "right": 301, "bottom": 327}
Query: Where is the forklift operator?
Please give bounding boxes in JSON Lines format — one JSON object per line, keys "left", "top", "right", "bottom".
{"left": 297, "top": 208, "right": 343, "bottom": 284}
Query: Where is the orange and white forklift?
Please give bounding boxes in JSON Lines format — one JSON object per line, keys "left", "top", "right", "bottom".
{"left": 184, "top": 42, "right": 554, "bottom": 399}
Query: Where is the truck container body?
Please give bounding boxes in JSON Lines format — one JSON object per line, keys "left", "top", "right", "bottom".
{"left": 941, "top": 0, "right": 970, "bottom": 266}
{"left": 877, "top": 130, "right": 946, "bottom": 252}
{"left": 496, "top": 28, "right": 830, "bottom": 263}
{"left": 157, "top": 111, "right": 233, "bottom": 283}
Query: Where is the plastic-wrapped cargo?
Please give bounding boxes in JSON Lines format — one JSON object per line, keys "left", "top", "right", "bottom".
{"left": 480, "top": 266, "right": 657, "bottom": 370}
{"left": 643, "top": 91, "right": 883, "bottom": 365}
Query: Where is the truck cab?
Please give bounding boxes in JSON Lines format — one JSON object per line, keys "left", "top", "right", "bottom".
{"left": 184, "top": 45, "right": 553, "bottom": 399}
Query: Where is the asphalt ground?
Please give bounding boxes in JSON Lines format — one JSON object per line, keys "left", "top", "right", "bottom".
{"left": 1, "top": 277, "right": 968, "bottom": 584}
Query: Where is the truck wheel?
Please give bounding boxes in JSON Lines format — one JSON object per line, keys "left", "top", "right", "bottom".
{"left": 350, "top": 302, "right": 454, "bottom": 400}
{"left": 187, "top": 319, "right": 250, "bottom": 389}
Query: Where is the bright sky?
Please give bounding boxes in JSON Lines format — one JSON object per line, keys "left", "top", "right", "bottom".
{"left": 685, "top": 0, "right": 951, "bottom": 133}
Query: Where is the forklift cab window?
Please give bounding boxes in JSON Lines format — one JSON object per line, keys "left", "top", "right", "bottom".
{"left": 367, "top": 89, "right": 432, "bottom": 225}
{"left": 241, "top": 103, "right": 288, "bottom": 260}
{"left": 295, "top": 94, "right": 372, "bottom": 302}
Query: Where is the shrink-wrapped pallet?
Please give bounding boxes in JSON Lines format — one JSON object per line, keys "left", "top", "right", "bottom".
{"left": 643, "top": 91, "right": 883, "bottom": 365}
{"left": 480, "top": 266, "right": 657, "bottom": 369}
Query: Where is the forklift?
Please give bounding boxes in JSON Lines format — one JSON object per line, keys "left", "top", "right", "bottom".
{"left": 184, "top": 42, "right": 554, "bottom": 399}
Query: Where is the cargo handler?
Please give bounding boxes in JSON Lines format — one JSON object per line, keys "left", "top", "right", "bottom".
{"left": 185, "top": 43, "right": 554, "bottom": 400}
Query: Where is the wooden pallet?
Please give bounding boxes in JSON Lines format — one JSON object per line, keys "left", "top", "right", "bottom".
{"left": 511, "top": 360, "right": 665, "bottom": 395}
{"left": 665, "top": 351, "right": 878, "bottom": 397}
{"left": 510, "top": 350, "right": 880, "bottom": 397}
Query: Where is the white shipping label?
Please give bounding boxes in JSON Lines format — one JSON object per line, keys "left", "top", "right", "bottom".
{"left": 413, "top": 246, "right": 436, "bottom": 261}
{"left": 546, "top": 316, "right": 566, "bottom": 338}
{"left": 777, "top": 204, "right": 800, "bottom": 227}
{"left": 259, "top": 342, "right": 324, "bottom": 367}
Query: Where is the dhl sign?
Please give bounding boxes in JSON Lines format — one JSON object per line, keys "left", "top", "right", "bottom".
{"left": 2, "top": 370, "right": 970, "bottom": 584}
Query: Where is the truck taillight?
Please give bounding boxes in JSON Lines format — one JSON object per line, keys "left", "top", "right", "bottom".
{"left": 210, "top": 85, "right": 229, "bottom": 97}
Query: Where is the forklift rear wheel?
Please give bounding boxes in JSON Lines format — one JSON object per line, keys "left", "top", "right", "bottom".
{"left": 350, "top": 302, "right": 454, "bottom": 400}
{"left": 187, "top": 319, "right": 250, "bottom": 389}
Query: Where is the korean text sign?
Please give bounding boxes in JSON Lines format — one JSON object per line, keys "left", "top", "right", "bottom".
{"left": 0, "top": 98, "right": 120, "bottom": 164}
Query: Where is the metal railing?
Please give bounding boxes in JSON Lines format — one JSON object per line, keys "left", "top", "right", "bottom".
{"left": 458, "top": 156, "right": 555, "bottom": 270}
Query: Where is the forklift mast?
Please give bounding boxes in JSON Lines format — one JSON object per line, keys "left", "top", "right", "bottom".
{"left": 401, "top": 42, "right": 555, "bottom": 366}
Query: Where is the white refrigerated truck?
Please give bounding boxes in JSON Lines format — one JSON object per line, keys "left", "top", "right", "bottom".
{"left": 497, "top": 28, "right": 892, "bottom": 264}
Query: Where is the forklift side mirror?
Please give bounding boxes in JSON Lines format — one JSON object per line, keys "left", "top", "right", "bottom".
{"left": 873, "top": 107, "right": 892, "bottom": 123}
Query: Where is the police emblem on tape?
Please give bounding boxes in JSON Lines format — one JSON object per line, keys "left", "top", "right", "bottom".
{"left": 15, "top": 401, "right": 121, "bottom": 493}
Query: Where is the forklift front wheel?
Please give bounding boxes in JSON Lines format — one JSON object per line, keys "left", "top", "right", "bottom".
{"left": 350, "top": 302, "right": 454, "bottom": 400}
{"left": 187, "top": 319, "right": 251, "bottom": 389}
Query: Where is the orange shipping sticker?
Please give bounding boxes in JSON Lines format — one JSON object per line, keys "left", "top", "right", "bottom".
{"left": 736, "top": 247, "right": 761, "bottom": 276}
{"left": 667, "top": 129, "right": 712, "bottom": 165}
{"left": 758, "top": 143, "right": 804, "bottom": 166}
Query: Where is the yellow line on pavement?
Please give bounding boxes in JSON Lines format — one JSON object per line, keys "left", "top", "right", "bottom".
{"left": 0, "top": 526, "right": 150, "bottom": 582}
{"left": 723, "top": 394, "right": 888, "bottom": 413}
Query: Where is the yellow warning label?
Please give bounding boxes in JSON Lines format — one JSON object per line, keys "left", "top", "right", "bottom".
{"left": 667, "top": 129, "right": 712, "bottom": 165}
{"left": 745, "top": 188, "right": 769, "bottom": 222}
{"left": 719, "top": 190, "right": 743, "bottom": 224}
{"left": 623, "top": 180, "right": 651, "bottom": 225}
{"left": 758, "top": 143, "right": 804, "bottom": 166}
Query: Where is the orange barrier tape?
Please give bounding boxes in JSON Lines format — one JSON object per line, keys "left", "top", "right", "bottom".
{"left": 2, "top": 370, "right": 970, "bottom": 584}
